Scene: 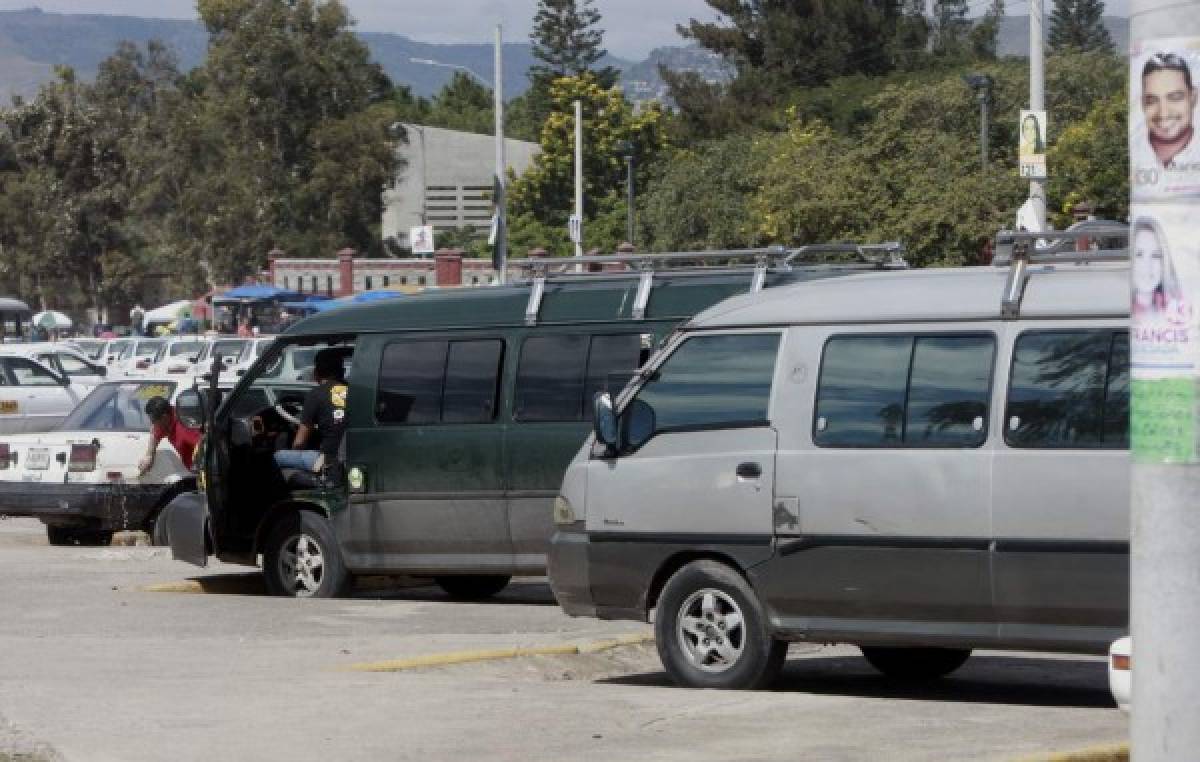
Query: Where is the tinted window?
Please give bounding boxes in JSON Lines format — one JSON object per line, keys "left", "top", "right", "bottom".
{"left": 514, "top": 335, "right": 588, "bottom": 422}
{"left": 815, "top": 336, "right": 911, "bottom": 446}
{"left": 442, "top": 340, "right": 503, "bottom": 424}
{"left": 229, "top": 388, "right": 270, "bottom": 418}
{"left": 582, "top": 335, "right": 643, "bottom": 419}
{"left": 377, "top": 340, "right": 447, "bottom": 424}
{"left": 5, "top": 357, "right": 61, "bottom": 386}
{"left": 1006, "top": 331, "right": 1121, "bottom": 448}
{"left": 1104, "top": 333, "right": 1129, "bottom": 447}
{"left": 634, "top": 333, "right": 779, "bottom": 432}
{"left": 815, "top": 334, "right": 995, "bottom": 447}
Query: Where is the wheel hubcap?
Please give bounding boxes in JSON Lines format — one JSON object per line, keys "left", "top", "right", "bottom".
{"left": 676, "top": 588, "right": 745, "bottom": 673}
{"left": 279, "top": 533, "right": 325, "bottom": 597}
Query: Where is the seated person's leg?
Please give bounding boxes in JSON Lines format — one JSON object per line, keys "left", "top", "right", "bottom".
{"left": 274, "top": 449, "right": 321, "bottom": 471}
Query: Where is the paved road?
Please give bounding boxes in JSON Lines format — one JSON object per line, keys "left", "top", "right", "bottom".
{"left": 0, "top": 518, "right": 1127, "bottom": 761}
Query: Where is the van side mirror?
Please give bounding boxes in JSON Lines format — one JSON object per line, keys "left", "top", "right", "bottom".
{"left": 593, "top": 393, "right": 618, "bottom": 453}
{"left": 621, "top": 399, "right": 656, "bottom": 453}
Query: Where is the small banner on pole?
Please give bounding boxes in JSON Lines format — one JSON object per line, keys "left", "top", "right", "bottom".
{"left": 1018, "top": 110, "right": 1048, "bottom": 179}
{"left": 410, "top": 225, "right": 435, "bottom": 255}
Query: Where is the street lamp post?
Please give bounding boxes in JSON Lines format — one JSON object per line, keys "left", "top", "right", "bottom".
{"left": 962, "top": 74, "right": 993, "bottom": 172}
{"left": 617, "top": 140, "right": 636, "bottom": 245}
{"left": 408, "top": 24, "right": 506, "bottom": 283}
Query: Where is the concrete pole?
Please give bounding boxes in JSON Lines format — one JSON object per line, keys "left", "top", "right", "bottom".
{"left": 1130, "top": 1, "right": 1200, "bottom": 757}
{"left": 1028, "top": 0, "right": 1046, "bottom": 228}
{"left": 925, "top": 0, "right": 936, "bottom": 54}
{"left": 494, "top": 23, "right": 507, "bottom": 285}
{"left": 574, "top": 99, "right": 584, "bottom": 267}
{"left": 980, "top": 93, "right": 990, "bottom": 172}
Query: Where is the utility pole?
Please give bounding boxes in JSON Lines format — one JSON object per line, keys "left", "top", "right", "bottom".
{"left": 1028, "top": 0, "right": 1046, "bottom": 228}
{"left": 1130, "top": 0, "right": 1200, "bottom": 757}
{"left": 494, "top": 23, "right": 507, "bottom": 285}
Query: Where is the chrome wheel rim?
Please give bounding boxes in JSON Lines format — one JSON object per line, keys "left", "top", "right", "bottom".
{"left": 279, "top": 532, "right": 325, "bottom": 597}
{"left": 676, "top": 588, "right": 745, "bottom": 673}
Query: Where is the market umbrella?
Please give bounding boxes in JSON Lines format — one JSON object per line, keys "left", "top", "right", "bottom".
{"left": 32, "top": 310, "right": 72, "bottom": 329}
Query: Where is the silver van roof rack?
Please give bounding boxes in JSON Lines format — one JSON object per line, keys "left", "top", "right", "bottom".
{"left": 994, "top": 225, "right": 1128, "bottom": 319}
{"left": 510, "top": 243, "right": 908, "bottom": 325}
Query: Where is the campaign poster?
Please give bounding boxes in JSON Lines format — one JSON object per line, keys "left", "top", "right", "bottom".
{"left": 1130, "top": 204, "right": 1200, "bottom": 461}
{"left": 1018, "top": 110, "right": 1048, "bottom": 179}
{"left": 410, "top": 225, "right": 435, "bottom": 254}
{"left": 1131, "top": 37, "right": 1200, "bottom": 200}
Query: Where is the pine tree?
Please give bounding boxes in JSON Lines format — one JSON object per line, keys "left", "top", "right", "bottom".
{"left": 529, "top": 0, "right": 619, "bottom": 89}
{"left": 932, "top": 0, "right": 971, "bottom": 57}
{"left": 1048, "top": 0, "right": 1114, "bottom": 54}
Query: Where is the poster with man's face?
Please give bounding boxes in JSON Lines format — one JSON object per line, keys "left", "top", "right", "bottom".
{"left": 1018, "top": 109, "right": 1047, "bottom": 179}
{"left": 1131, "top": 37, "right": 1200, "bottom": 200}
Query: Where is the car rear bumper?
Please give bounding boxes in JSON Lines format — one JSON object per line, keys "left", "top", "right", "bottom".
{"left": 0, "top": 479, "right": 166, "bottom": 530}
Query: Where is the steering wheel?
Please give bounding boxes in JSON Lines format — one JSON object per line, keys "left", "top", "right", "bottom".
{"left": 274, "top": 399, "right": 304, "bottom": 426}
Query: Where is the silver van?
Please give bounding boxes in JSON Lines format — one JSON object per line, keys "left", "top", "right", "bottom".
{"left": 549, "top": 229, "right": 1132, "bottom": 689}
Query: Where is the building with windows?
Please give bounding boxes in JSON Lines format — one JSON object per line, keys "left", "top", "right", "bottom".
{"left": 382, "top": 124, "right": 540, "bottom": 251}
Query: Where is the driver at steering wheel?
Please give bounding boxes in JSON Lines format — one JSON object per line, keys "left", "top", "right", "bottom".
{"left": 273, "top": 349, "right": 347, "bottom": 473}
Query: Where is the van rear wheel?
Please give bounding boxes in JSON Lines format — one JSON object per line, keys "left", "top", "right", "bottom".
{"left": 434, "top": 575, "right": 511, "bottom": 601}
{"left": 262, "top": 511, "right": 351, "bottom": 598}
{"left": 860, "top": 646, "right": 971, "bottom": 680}
{"left": 654, "top": 560, "right": 785, "bottom": 690}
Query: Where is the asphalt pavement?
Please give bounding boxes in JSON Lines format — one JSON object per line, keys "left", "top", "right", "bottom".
{"left": 0, "top": 517, "right": 1127, "bottom": 761}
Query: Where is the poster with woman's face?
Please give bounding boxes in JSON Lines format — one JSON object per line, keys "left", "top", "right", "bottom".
{"left": 1018, "top": 110, "right": 1047, "bottom": 179}
{"left": 1131, "top": 204, "right": 1198, "bottom": 380}
{"left": 1131, "top": 37, "right": 1200, "bottom": 200}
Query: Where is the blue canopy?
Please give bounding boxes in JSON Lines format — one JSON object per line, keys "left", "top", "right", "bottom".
{"left": 309, "top": 290, "right": 406, "bottom": 312}
{"left": 214, "top": 285, "right": 310, "bottom": 304}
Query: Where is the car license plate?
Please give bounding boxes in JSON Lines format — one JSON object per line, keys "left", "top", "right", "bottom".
{"left": 26, "top": 449, "right": 50, "bottom": 470}
{"left": 0, "top": 400, "right": 16, "bottom": 414}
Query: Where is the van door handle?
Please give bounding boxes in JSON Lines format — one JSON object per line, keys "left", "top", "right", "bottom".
{"left": 736, "top": 462, "right": 762, "bottom": 479}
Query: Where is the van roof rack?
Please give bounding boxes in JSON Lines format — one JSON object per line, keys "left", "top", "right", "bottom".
{"left": 994, "top": 225, "right": 1128, "bottom": 319}
{"left": 509, "top": 243, "right": 908, "bottom": 325}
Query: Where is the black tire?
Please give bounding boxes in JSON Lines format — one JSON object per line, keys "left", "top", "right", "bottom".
{"left": 654, "top": 560, "right": 786, "bottom": 690}
{"left": 150, "top": 506, "right": 171, "bottom": 547}
{"left": 46, "top": 527, "right": 112, "bottom": 546}
{"left": 262, "top": 511, "right": 351, "bottom": 598}
{"left": 434, "top": 575, "right": 512, "bottom": 601}
{"left": 860, "top": 646, "right": 972, "bottom": 680}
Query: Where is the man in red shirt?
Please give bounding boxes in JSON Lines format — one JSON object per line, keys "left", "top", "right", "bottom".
{"left": 139, "top": 396, "right": 202, "bottom": 473}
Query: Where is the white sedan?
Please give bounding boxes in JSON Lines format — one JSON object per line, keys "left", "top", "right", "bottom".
{"left": 0, "top": 353, "right": 86, "bottom": 433}
{"left": 0, "top": 378, "right": 201, "bottom": 546}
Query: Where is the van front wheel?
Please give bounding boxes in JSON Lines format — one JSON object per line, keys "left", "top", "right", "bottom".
{"left": 262, "top": 511, "right": 351, "bottom": 598}
{"left": 654, "top": 560, "right": 785, "bottom": 690}
{"left": 860, "top": 646, "right": 971, "bottom": 680}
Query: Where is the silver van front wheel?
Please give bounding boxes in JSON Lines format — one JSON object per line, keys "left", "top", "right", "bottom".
{"left": 654, "top": 560, "right": 785, "bottom": 689}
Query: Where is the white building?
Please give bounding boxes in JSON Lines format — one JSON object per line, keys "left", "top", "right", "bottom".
{"left": 383, "top": 124, "right": 540, "bottom": 250}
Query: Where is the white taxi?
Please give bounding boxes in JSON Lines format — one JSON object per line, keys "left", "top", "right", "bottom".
{"left": 0, "top": 378, "right": 200, "bottom": 546}
{"left": 0, "top": 352, "right": 86, "bottom": 434}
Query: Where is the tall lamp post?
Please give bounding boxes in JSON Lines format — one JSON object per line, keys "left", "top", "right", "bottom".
{"left": 408, "top": 23, "right": 507, "bottom": 283}
{"left": 962, "top": 74, "right": 993, "bottom": 172}
{"left": 616, "top": 139, "right": 636, "bottom": 245}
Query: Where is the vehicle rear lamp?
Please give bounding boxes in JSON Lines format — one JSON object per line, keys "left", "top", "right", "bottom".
{"left": 1111, "top": 653, "right": 1131, "bottom": 672}
{"left": 0, "top": 443, "right": 9, "bottom": 470}
{"left": 68, "top": 444, "right": 98, "bottom": 473}
{"left": 106, "top": 471, "right": 124, "bottom": 483}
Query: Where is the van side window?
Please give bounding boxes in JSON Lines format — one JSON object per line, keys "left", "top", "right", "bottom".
{"left": 514, "top": 334, "right": 643, "bottom": 422}
{"left": 814, "top": 334, "right": 995, "bottom": 448}
{"left": 633, "top": 333, "right": 779, "bottom": 433}
{"left": 376, "top": 339, "right": 503, "bottom": 425}
{"left": 1006, "top": 330, "right": 1127, "bottom": 449}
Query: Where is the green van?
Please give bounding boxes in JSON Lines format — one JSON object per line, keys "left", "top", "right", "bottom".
{"left": 167, "top": 248, "right": 905, "bottom": 598}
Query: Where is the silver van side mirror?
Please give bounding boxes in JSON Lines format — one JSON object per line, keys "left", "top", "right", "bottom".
{"left": 594, "top": 393, "right": 618, "bottom": 451}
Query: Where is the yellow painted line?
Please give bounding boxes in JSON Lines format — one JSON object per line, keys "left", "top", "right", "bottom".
{"left": 1015, "top": 743, "right": 1128, "bottom": 762}
{"left": 344, "top": 633, "right": 654, "bottom": 673}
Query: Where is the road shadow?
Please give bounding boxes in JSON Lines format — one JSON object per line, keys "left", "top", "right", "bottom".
{"left": 356, "top": 577, "right": 558, "bottom": 606}
{"left": 598, "top": 652, "right": 1115, "bottom": 709}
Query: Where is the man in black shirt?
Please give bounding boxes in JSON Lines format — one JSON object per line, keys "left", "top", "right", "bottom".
{"left": 273, "top": 349, "right": 348, "bottom": 472}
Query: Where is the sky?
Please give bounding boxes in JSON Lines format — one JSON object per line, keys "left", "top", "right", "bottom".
{"left": 0, "top": 1, "right": 722, "bottom": 59}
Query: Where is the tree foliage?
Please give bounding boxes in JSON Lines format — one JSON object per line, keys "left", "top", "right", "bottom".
{"left": 1048, "top": 0, "right": 1114, "bottom": 54}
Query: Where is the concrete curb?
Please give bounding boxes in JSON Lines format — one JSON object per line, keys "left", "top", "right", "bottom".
{"left": 343, "top": 633, "right": 654, "bottom": 673}
{"left": 1014, "top": 743, "right": 1128, "bottom": 762}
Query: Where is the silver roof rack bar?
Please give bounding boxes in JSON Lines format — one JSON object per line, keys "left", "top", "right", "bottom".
{"left": 995, "top": 226, "right": 1129, "bottom": 319}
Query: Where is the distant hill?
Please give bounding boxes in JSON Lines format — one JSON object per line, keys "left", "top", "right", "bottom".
{"left": 0, "top": 7, "right": 630, "bottom": 102}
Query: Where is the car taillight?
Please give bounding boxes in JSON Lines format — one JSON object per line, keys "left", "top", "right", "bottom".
{"left": 0, "top": 443, "right": 9, "bottom": 470}
{"left": 1111, "top": 653, "right": 1131, "bottom": 671}
{"left": 68, "top": 444, "right": 98, "bottom": 472}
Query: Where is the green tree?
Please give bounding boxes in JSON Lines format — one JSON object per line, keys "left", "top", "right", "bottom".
{"left": 1047, "top": 91, "right": 1128, "bottom": 224}
{"left": 1048, "top": 0, "right": 1114, "bottom": 54}
{"left": 425, "top": 72, "right": 495, "bottom": 135}
{"left": 931, "top": 0, "right": 971, "bottom": 57}
{"left": 969, "top": 0, "right": 1005, "bottom": 60}
{"left": 527, "top": 0, "right": 619, "bottom": 129}
{"left": 508, "top": 74, "right": 668, "bottom": 254}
